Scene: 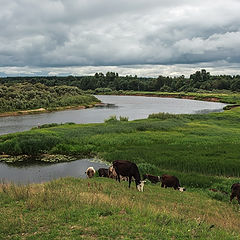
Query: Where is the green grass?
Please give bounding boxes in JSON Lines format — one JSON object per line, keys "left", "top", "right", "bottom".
{"left": 1, "top": 177, "right": 240, "bottom": 239}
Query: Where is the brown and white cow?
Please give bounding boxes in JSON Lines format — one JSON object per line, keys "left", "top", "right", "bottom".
{"left": 98, "top": 168, "right": 109, "bottom": 178}
{"left": 113, "top": 160, "right": 145, "bottom": 191}
{"left": 85, "top": 167, "right": 96, "bottom": 178}
{"left": 143, "top": 174, "right": 161, "bottom": 184}
{"left": 160, "top": 174, "right": 186, "bottom": 192}
{"left": 230, "top": 183, "right": 240, "bottom": 204}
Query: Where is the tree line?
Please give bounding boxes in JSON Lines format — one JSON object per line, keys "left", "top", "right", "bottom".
{"left": 1, "top": 69, "right": 240, "bottom": 92}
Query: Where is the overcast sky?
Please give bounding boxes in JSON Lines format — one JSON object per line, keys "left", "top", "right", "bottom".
{"left": 1, "top": 0, "right": 240, "bottom": 77}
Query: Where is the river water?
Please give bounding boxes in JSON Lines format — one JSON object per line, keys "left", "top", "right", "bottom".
{"left": 0, "top": 95, "right": 226, "bottom": 184}
{"left": 0, "top": 95, "right": 226, "bottom": 136}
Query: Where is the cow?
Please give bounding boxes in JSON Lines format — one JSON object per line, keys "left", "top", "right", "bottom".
{"left": 113, "top": 160, "right": 145, "bottom": 191}
{"left": 108, "top": 165, "right": 117, "bottom": 179}
{"left": 143, "top": 174, "right": 161, "bottom": 184}
{"left": 85, "top": 167, "right": 95, "bottom": 178}
{"left": 160, "top": 174, "right": 186, "bottom": 192}
{"left": 108, "top": 165, "right": 128, "bottom": 181}
{"left": 137, "top": 180, "right": 146, "bottom": 192}
{"left": 98, "top": 168, "right": 109, "bottom": 178}
{"left": 230, "top": 183, "right": 240, "bottom": 204}
{"left": 209, "top": 188, "right": 228, "bottom": 195}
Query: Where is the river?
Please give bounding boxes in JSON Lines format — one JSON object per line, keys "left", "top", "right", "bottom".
{"left": 0, "top": 95, "right": 226, "bottom": 136}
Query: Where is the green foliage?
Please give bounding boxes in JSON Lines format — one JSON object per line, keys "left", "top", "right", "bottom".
{"left": 148, "top": 112, "right": 181, "bottom": 120}
{"left": 0, "top": 82, "right": 99, "bottom": 113}
{"left": 104, "top": 115, "right": 129, "bottom": 123}
{"left": 104, "top": 115, "right": 118, "bottom": 123}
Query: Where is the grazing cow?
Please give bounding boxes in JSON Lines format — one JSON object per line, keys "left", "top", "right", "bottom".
{"left": 85, "top": 167, "right": 95, "bottom": 178}
{"left": 108, "top": 165, "right": 117, "bottom": 179}
{"left": 160, "top": 174, "right": 186, "bottom": 192}
{"left": 143, "top": 174, "right": 161, "bottom": 184}
{"left": 137, "top": 180, "right": 146, "bottom": 192}
{"left": 108, "top": 165, "right": 128, "bottom": 181}
{"left": 98, "top": 168, "right": 109, "bottom": 178}
{"left": 209, "top": 188, "right": 228, "bottom": 195}
{"left": 230, "top": 183, "right": 240, "bottom": 204}
{"left": 113, "top": 160, "right": 144, "bottom": 191}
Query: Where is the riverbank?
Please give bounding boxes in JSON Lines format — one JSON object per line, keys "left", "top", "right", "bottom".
{"left": 0, "top": 102, "right": 104, "bottom": 118}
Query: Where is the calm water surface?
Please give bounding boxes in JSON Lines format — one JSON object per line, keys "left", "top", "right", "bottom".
{"left": 0, "top": 95, "right": 226, "bottom": 184}
{"left": 0, "top": 159, "right": 109, "bottom": 184}
{"left": 0, "top": 95, "right": 226, "bottom": 135}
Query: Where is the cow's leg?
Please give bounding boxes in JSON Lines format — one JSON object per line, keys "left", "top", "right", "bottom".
{"left": 129, "top": 176, "right": 132, "bottom": 188}
{"left": 117, "top": 173, "right": 121, "bottom": 183}
{"left": 230, "top": 192, "right": 236, "bottom": 202}
{"left": 237, "top": 194, "right": 240, "bottom": 204}
{"left": 161, "top": 183, "right": 164, "bottom": 188}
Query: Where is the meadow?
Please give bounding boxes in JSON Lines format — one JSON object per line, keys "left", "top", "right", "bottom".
{"left": 1, "top": 177, "right": 240, "bottom": 239}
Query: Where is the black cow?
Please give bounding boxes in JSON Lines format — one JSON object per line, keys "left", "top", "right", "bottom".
{"left": 230, "top": 183, "right": 240, "bottom": 204}
{"left": 113, "top": 160, "right": 142, "bottom": 189}
{"left": 160, "top": 174, "right": 185, "bottom": 192}
{"left": 98, "top": 168, "right": 109, "bottom": 178}
{"left": 143, "top": 174, "right": 160, "bottom": 184}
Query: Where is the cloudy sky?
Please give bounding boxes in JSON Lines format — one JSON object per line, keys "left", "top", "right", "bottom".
{"left": 1, "top": 0, "right": 240, "bottom": 77}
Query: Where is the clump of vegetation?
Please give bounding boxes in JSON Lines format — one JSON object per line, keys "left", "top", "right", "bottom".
{"left": 148, "top": 112, "right": 181, "bottom": 120}
{"left": 0, "top": 82, "right": 100, "bottom": 113}
{"left": 104, "top": 115, "right": 129, "bottom": 123}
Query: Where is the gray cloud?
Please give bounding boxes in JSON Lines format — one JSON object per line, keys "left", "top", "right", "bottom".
{"left": 0, "top": 0, "right": 240, "bottom": 76}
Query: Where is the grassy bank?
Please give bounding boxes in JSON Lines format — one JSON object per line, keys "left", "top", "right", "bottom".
{"left": 1, "top": 177, "right": 240, "bottom": 239}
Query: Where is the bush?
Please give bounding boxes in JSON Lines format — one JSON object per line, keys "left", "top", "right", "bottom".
{"left": 104, "top": 115, "right": 118, "bottom": 123}
{"left": 148, "top": 112, "right": 180, "bottom": 120}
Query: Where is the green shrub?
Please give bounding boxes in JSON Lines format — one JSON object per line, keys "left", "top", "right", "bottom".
{"left": 104, "top": 115, "right": 118, "bottom": 123}
{"left": 148, "top": 112, "right": 180, "bottom": 120}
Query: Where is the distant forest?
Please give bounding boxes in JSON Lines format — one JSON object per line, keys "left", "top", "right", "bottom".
{"left": 1, "top": 69, "right": 240, "bottom": 92}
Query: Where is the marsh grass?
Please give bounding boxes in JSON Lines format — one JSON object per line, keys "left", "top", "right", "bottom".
{"left": 1, "top": 178, "right": 240, "bottom": 239}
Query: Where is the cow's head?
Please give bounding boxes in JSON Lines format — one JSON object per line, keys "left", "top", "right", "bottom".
{"left": 137, "top": 180, "right": 146, "bottom": 192}
{"left": 178, "top": 187, "right": 186, "bottom": 192}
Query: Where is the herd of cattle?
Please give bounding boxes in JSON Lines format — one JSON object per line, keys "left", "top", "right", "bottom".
{"left": 85, "top": 160, "right": 240, "bottom": 204}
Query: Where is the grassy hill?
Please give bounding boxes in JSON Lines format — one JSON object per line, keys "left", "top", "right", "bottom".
{"left": 1, "top": 177, "right": 240, "bottom": 239}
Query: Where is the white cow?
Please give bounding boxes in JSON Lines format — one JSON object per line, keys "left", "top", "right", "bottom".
{"left": 85, "top": 167, "right": 96, "bottom": 178}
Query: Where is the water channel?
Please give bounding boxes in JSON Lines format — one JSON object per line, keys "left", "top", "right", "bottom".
{"left": 0, "top": 95, "right": 227, "bottom": 184}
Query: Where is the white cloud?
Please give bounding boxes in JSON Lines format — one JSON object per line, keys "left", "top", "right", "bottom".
{"left": 0, "top": 0, "right": 240, "bottom": 76}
